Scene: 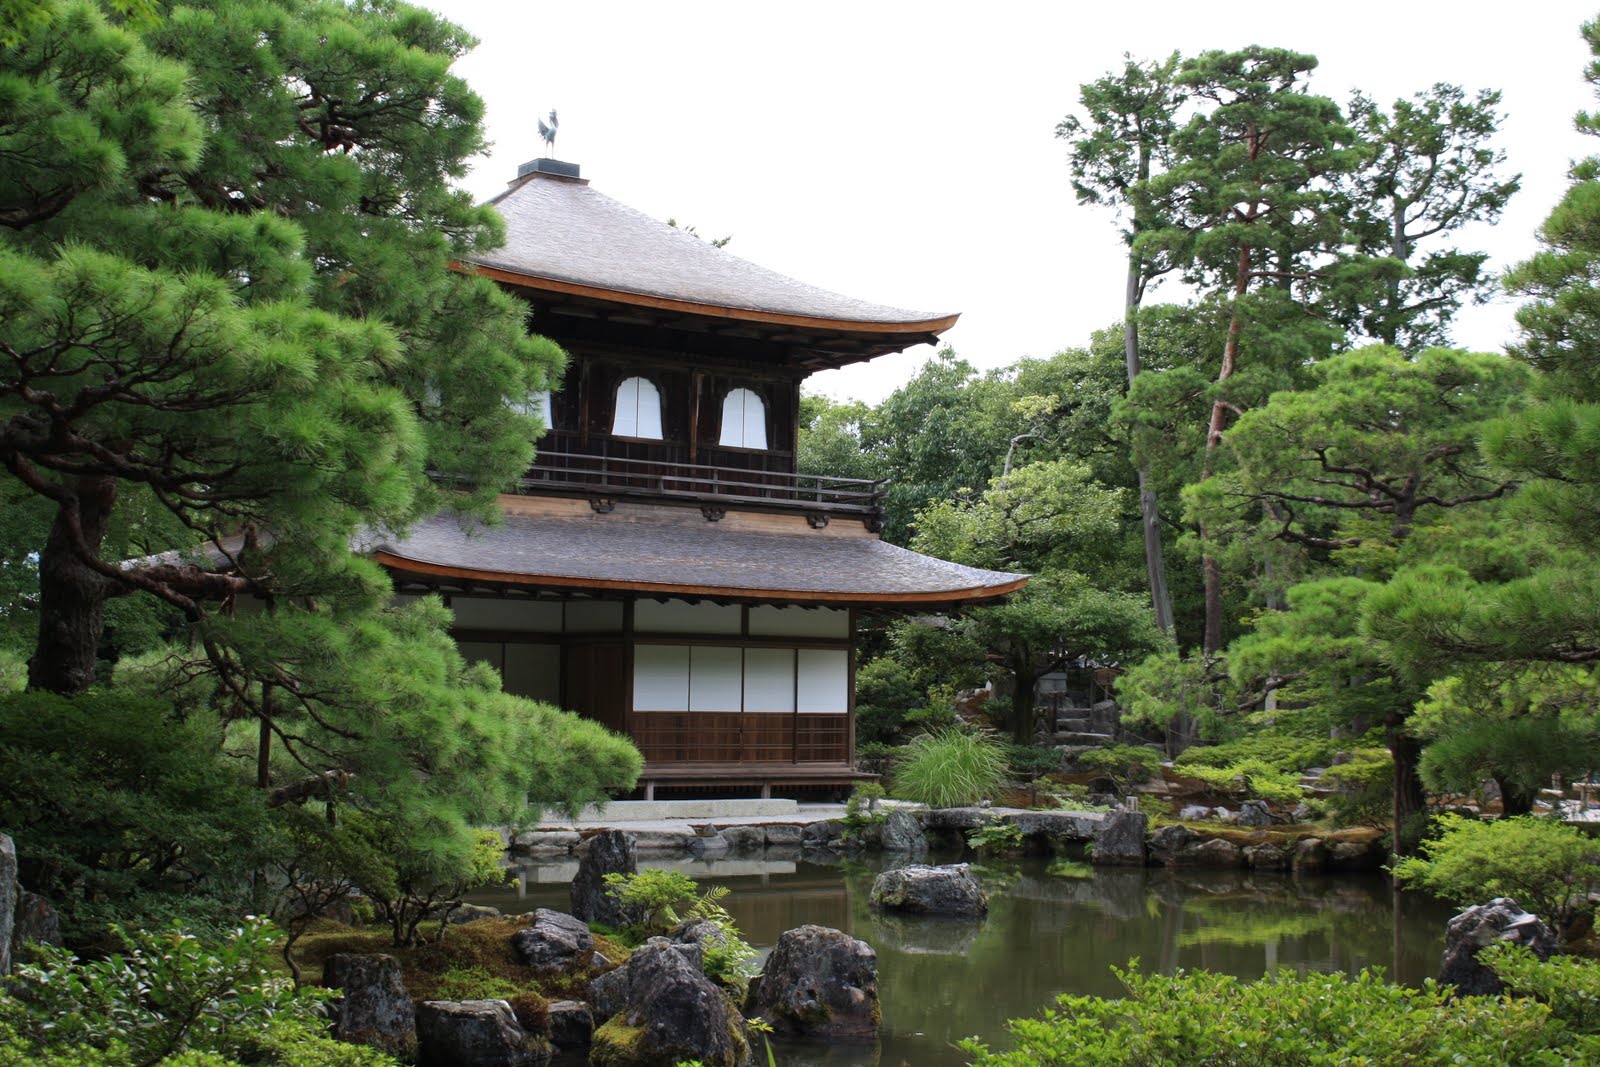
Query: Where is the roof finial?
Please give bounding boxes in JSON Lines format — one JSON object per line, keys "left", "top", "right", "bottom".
{"left": 537, "top": 109, "right": 558, "bottom": 157}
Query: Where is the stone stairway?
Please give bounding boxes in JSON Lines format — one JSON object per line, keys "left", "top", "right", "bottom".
{"left": 1053, "top": 707, "right": 1115, "bottom": 747}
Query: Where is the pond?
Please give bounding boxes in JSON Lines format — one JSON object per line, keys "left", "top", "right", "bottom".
{"left": 469, "top": 851, "right": 1457, "bottom": 1067}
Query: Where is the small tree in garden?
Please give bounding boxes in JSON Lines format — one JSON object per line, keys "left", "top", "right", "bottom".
{"left": 1392, "top": 815, "right": 1600, "bottom": 942}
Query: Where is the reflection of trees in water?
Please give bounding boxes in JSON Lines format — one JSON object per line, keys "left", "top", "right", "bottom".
{"left": 506, "top": 851, "right": 1456, "bottom": 1067}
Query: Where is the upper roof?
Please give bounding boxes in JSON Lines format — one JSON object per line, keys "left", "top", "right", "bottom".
{"left": 373, "top": 496, "right": 1026, "bottom": 611}
{"left": 464, "top": 166, "right": 957, "bottom": 363}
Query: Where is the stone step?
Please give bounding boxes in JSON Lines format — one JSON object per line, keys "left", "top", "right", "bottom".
{"left": 1056, "top": 717, "right": 1093, "bottom": 732}
{"left": 1055, "top": 731, "right": 1115, "bottom": 746}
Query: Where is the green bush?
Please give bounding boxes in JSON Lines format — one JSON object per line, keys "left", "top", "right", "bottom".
{"left": 959, "top": 964, "right": 1600, "bottom": 1067}
{"left": 1005, "top": 743, "right": 1064, "bottom": 780}
{"left": 1175, "top": 757, "right": 1305, "bottom": 804}
{"left": 0, "top": 690, "right": 282, "bottom": 941}
{"left": 841, "top": 782, "right": 888, "bottom": 840}
{"left": 1318, "top": 748, "right": 1394, "bottom": 827}
{"left": 967, "top": 816, "right": 1025, "bottom": 854}
{"left": 1174, "top": 733, "right": 1337, "bottom": 774}
{"left": 1074, "top": 743, "right": 1162, "bottom": 785}
{"left": 0, "top": 918, "right": 393, "bottom": 1066}
{"left": 1488, "top": 944, "right": 1600, "bottom": 1034}
{"left": 854, "top": 656, "right": 923, "bottom": 745}
{"left": 601, "top": 872, "right": 758, "bottom": 987}
{"left": 1392, "top": 814, "right": 1600, "bottom": 941}
{"left": 891, "top": 728, "right": 1009, "bottom": 808}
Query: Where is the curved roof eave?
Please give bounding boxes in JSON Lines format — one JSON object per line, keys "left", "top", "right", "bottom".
{"left": 375, "top": 551, "right": 1028, "bottom": 609}
{"left": 470, "top": 263, "right": 961, "bottom": 338}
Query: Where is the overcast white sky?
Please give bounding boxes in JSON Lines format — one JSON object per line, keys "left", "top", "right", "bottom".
{"left": 426, "top": 0, "right": 1599, "bottom": 403}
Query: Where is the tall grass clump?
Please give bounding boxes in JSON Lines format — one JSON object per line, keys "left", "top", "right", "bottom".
{"left": 892, "top": 729, "right": 1009, "bottom": 808}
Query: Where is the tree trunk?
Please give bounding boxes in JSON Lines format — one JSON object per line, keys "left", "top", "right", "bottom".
{"left": 1496, "top": 776, "right": 1537, "bottom": 817}
{"left": 28, "top": 475, "right": 119, "bottom": 695}
{"left": 1200, "top": 244, "right": 1251, "bottom": 656}
{"left": 1124, "top": 259, "right": 1176, "bottom": 637}
{"left": 1387, "top": 717, "right": 1428, "bottom": 859}
{"left": 1012, "top": 659, "right": 1040, "bottom": 745}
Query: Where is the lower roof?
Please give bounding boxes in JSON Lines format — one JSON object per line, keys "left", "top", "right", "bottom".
{"left": 373, "top": 497, "right": 1027, "bottom": 610}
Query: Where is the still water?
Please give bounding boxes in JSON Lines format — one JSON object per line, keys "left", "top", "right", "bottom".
{"left": 470, "top": 851, "right": 1457, "bottom": 1067}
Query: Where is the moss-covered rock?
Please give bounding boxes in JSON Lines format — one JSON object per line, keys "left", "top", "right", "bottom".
{"left": 590, "top": 939, "right": 750, "bottom": 1067}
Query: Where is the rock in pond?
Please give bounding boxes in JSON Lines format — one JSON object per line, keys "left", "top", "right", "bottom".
{"left": 571, "top": 830, "right": 638, "bottom": 927}
{"left": 547, "top": 999, "right": 594, "bottom": 1050}
{"left": 1170, "top": 838, "right": 1244, "bottom": 868}
{"left": 591, "top": 939, "right": 750, "bottom": 1067}
{"left": 323, "top": 953, "right": 418, "bottom": 1060}
{"left": 880, "top": 808, "right": 929, "bottom": 856}
{"left": 1092, "top": 809, "right": 1148, "bottom": 866}
{"left": 719, "top": 825, "right": 767, "bottom": 853}
{"left": 416, "top": 999, "right": 548, "bottom": 1067}
{"left": 1439, "top": 897, "right": 1557, "bottom": 996}
{"left": 748, "top": 925, "right": 879, "bottom": 1039}
{"left": 869, "top": 863, "right": 988, "bottom": 917}
{"left": 514, "top": 909, "right": 595, "bottom": 971}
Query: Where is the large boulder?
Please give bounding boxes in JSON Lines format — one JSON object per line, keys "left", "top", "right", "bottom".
{"left": 1148, "top": 824, "right": 1196, "bottom": 866}
{"left": 323, "top": 954, "right": 418, "bottom": 1060}
{"left": 1439, "top": 898, "right": 1558, "bottom": 996}
{"left": 546, "top": 1000, "right": 594, "bottom": 1050}
{"left": 1091, "top": 809, "right": 1148, "bottom": 866}
{"left": 880, "top": 809, "right": 929, "bottom": 856}
{"left": 868, "top": 864, "right": 988, "bottom": 917}
{"left": 586, "top": 965, "right": 631, "bottom": 1025}
{"left": 1292, "top": 837, "right": 1328, "bottom": 873}
{"left": 590, "top": 939, "right": 750, "bottom": 1067}
{"left": 12, "top": 890, "right": 61, "bottom": 956}
{"left": 416, "top": 999, "right": 547, "bottom": 1067}
{"left": 801, "top": 820, "right": 844, "bottom": 849}
{"left": 719, "top": 826, "right": 767, "bottom": 853}
{"left": 1170, "top": 838, "right": 1244, "bottom": 868}
{"left": 748, "top": 925, "right": 878, "bottom": 1039}
{"left": 0, "top": 834, "right": 15, "bottom": 976}
{"left": 570, "top": 830, "right": 638, "bottom": 927}
{"left": 513, "top": 909, "right": 594, "bottom": 971}
{"left": 1238, "top": 799, "right": 1274, "bottom": 827}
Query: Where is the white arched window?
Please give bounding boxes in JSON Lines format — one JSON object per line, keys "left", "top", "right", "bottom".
{"left": 612, "top": 376, "right": 663, "bottom": 439}
{"left": 514, "top": 390, "right": 552, "bottom": 434}
{"left": 718, "top": 387, "right": 767, "bottom": 449}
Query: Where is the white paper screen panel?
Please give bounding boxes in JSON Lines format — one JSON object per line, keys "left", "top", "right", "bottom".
{"left": 565, "top": 602, "right": 624, "bottom": 633}
{"left": 748, "top": 605, "right": 848, "bottom": 639}
{"left": 689, "top": 646, "right": 744, "bottom": 712}
{"left": 743, "top": 647, "right": 796, "bottom": 713}
{"left": 503, "top": 644, "right": 560, "bottom": 704}
{"left": 635, "top": 599, "right": 743, "bottom": 635}
{"left": 634, "top": 644, "right": 689, "bottom": 711}
{"left": 450, "top": 597, "right": 563, "bottom": 632}
{"left": 612, "top": 377, "right": 663, "bottom": 439}
{"left": 718, "top": 388, "right": 767, "bottom": 449}
{"left": 796, "top": 649, "right": 849, "bottom": 713}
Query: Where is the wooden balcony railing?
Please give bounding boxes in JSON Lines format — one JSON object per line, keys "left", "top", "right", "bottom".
{"left": 516, "top": 448, "right": 886, "bottom": 521}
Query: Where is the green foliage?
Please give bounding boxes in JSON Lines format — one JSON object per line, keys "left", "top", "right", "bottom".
{"left": 890, "top": 728, "right": 1010, "bottom": 808}
{"left": 0, "top": 917, "right": 394, "bottom": 1067}
{"left": 0, "top": 689, "right": 279, "bottom": 940}
{"left": 342, "top": 821, "right": 508, "bottom": 948}
{"left": 1392, "top": 815, "right": 1600, "bottom": 939}
{"left": 1488, "top": 944, "right": 1600, "bottom": 1034}
{"left": 1005, "top": 744, "right": 1064, "bottom": 780}
{"left": 853, "top": 655, "right": 923, "bottom": 745}
{"left": 432, "top": 966, "right": 522, "bottom": 1002}
{"left": 841, "top": 782, "right": 888, "bottom": 839}
{"left": 959, "top": 963, "right": 1599, "bottom": 1067}
{"left": 1074, "top": 743, "right": 1163, "bottom": 785}
{"left": 966, "top": 816, "right": 1025, "bottom": 854}
{"left": 1175, "top": 758, "right": 1305, "bottom": 804}
{"left": 600, "top": 873, "right": 757, "bottom": 986}
{"left": 1316, "top": 749, "right": 1394, "bottom": 827}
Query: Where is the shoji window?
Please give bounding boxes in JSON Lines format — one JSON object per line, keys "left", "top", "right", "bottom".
{"left": 718, "top": 388, "right": 767, "bottom": 449}
{"left": 613, "top": 376, "right": 664, "bottom": 439}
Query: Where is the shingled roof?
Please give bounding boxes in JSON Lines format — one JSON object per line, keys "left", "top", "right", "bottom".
{"left": 466, "top": 168, "right": 958, "bottom": 343}
{"left": 374, "top": 499, "right": 1026, "bottom": 610}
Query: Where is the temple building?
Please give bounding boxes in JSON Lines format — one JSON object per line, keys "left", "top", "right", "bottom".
{"left": 374, "top": 157, "right": 1026, "bottom": 798}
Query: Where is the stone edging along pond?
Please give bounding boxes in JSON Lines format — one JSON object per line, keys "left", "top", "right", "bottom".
{"left": 508, "top": 805, "right": 1389, "bottom": 873}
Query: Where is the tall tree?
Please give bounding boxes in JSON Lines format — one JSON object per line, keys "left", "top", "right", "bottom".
{"left": 1058, "top": 54, "right": 1187, "bottom": 636}
{"left": 1139, "top": 47, "right": 1362, "bottom": 654}
{"left": 1337, "top": 84, "right": 1519, "bottom": 350}
{"left": 1, "top": 0, "right": 561, "bottom": 695}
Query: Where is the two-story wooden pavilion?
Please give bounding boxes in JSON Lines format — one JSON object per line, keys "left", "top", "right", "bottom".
{"left": 374, "top": 158, "right": 1026, "bottom": 798}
